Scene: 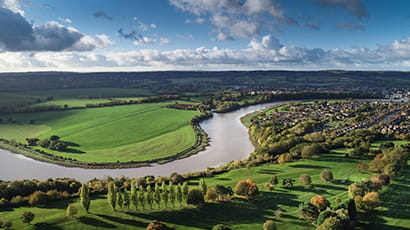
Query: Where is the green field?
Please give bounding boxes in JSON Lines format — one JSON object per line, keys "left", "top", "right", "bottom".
{"left": 0, "top": 88, "right": 152, "bottom": 109}
{"left": 1, "top": 150, "right": 407, "bottom": 229}
{"left": 0, "top": 102, "right": 199, "bottom": 163}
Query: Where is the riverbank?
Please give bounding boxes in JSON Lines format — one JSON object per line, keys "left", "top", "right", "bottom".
{"left": 0, "top": 123, "right": 209, "bottom": 169}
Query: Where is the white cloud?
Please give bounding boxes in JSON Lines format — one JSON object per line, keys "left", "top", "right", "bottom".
{"left": 0, "top": 0, "right": 24, "bottom": 15}
{"left": 58, "top": 17, "right": 72, "bottom": 24}
{"left": 170, "top": 0, "right": 291, "bottom": 39}
{"left": 1, "top": 36, "right": 409, "bottom": 71}
{"left": 133, "top": 37, "right": 155, "bottom": 46}
{"left": 150, "top": 24, "right": 157, "bottom": 29}
{"left": 159, "top": 38, "right": 170, "bottom": 45}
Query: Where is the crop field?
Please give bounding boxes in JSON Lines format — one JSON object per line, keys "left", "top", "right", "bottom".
{"left": 2, "top": 149, "right": 407, "bottom": 230}
{"left": 0, "top": 102, "right": 199, "bottom": 163}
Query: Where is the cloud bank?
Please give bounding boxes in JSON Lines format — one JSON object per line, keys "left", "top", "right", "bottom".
{"left": 1, "top": 35, "right": 409, "bottom": 71}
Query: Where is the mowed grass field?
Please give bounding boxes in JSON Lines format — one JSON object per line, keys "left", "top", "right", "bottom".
{"left": 0, "top": 88, "right": 152, "bottom": 109}
{"left": 0, "top": 102, "right": 200, "bottom": 163}
{"left": 2, "top": 150, "right": 408, "bottom": 230}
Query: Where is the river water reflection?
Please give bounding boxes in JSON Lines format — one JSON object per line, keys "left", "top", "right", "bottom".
{"left": 0, "top": 102, "right": 282, "bottom": 182}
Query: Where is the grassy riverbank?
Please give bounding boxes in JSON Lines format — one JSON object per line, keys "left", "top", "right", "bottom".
{"left": 0, "top": 101, "right": 206, "bottom": 165}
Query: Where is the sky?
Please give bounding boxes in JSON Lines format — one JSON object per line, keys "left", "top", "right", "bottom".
{"left": 0, "top": 0, "right": 409, "bottom": 72}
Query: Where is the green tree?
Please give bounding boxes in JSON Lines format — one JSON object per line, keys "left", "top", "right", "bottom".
{"left": 117, "top": 190, "right": 123, "bottom": 211}
{"left": 182, "top": 182, "right": 189, "bottom": 202}
{"left": 169, "top": 181, "right": 176, "bottom": 207}
{"left": 131, "top": 180, "right": 138, "bottom": 210}
{"left": 147, "top": 185, "right": 154, "bottom": 209}
{"left": 199, "top": 178, "right": 207, "bottom": 194}
{"left": 123, "top": 187, "right": 130, "bottom": 210}
{"left": 107, "top": 182, "right": 116, "bottom": 211}
{"left": 154, "top": 183, "right": 161, "bottom": 209}
{"left": 320, "top": 169, "right": 334, "bottom": 182}
{"left": 186, "top": 189, "right": 205, "bottom": 206}
{"left": 176, "top": 184, "right": 183, "bottom": 206}
{"left": 66, "top": 204, "right": 78, "bottom": 218}
{"left": 80, "top": 183, "right": 91, "bottom": 214}
{"left": 299, "top": 174, "right": 312, "bottom": 186}
{"left": 21, "top": 211, "right": 35, "bottom": 225}
{"left": 269, "top": 175, "right": 278, "bottom": 185}
{"left": 138, "top": 186, "right": 146, "bottom": 210}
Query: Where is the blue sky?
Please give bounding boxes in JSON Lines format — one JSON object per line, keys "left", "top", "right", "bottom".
{"left": 0, "top": 0, "right": 409, "bottom": 71}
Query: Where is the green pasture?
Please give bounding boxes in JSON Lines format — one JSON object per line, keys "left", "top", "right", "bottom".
{"left": 0, "top": 102, "right": 199, "bottom": 163}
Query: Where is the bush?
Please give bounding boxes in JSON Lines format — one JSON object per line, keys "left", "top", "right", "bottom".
{"left": 310, "top": 195, "right": 330, "bottom": 211}
{"left": 320, "top": 170, "right": 333, "bottom": 182}
{"left": 186, "top": 189, "right": 204, "bottom": 205}
{"left": 317, "top": 209, "right": 334, "bottom": 226}
{"left": 205, "top": 188, "right": 217, "bottom": 202}
{"left": 362, "top": 192, "right": 380, "bottom": 211}
{"left": 301, "top": 144, "right": 323, "bottom": 159}
{"left": 348, "top": 183, "right": 364, "bottom": 199}
{"left": 21, "top": 211, "right": 35, "bottom": 224}
{"left": 146, "top": 220, "right": 170, "bottom": 230}
{"left": 1, "top": 220, "right": 12, "bottom": 229}
{"left": 28, "top": 191, "right": 49, "bottom": 206}
{"left": 299, "top": 202, "right": 319, "bottom": 220}
{"left": 212, "top": 224, "right": 232, "bottom": 230}
{"left": 316, "top": 216, "right": 343, "bottom": 230}
{"left": 66, "top": 204, "right": 78, "bottom": 218}
{"left": 234, "top": 179, "right": 259, "bottom": 198}
{"left": 269, "top": 175, "right": 278, "bottom": 185}
{"left": 263, "top": 220, "right": 276, "bottom": 230}
{"left": 299, "top": 174, "right": 312, "bottom": 185}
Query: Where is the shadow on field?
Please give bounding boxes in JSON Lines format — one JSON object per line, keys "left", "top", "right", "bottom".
{"left": 97, "top": 214, "right": 147, "bottom": 228}
{"left": 32, "top": 222, "right": 63, "bottom": 230}
{"left": 256, "top": 169, "right": 281, "bottom": 175}
{"left": 314, "top": 184, "right": 346, "bottom": 191}
{"left": 290, "top": 164, "right": 327, "bottom": 169}
{"left": 64, "top": 148, "right": 85, "bottom": 154}
{"left": 78, "top": 216, "right": 116, "bottom": 228}
{"left": 125, "top": 192, "right": 302, "bottom": 229}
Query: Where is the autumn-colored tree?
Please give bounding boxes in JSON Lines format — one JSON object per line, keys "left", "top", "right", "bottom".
{"left": 234, "top": 179, "right": 259, "bottom": 198}
{"left": 310, "top": 195, "right": 330, "bottom": 211}
{"left": 362, "top": 192, "right": 380, "bottom": 211}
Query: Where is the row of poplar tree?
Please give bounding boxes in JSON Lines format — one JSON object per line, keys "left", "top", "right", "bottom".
{"left": 78, "top": 179, "right": 192, "bottom": 213}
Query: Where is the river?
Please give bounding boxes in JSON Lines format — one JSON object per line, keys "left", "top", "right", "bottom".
{"left": 0, "top": 102, "right": 282, "bottom": 182}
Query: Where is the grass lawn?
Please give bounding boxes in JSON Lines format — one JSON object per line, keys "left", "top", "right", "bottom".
{"left": 0, "top": 102, "right": 199, "bottom": 163}
{"left": 3, "top": 150, "right": 401, "bottom": 230}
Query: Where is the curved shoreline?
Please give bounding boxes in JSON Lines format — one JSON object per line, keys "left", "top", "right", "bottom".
{"left": 0, "top": 123, "right": 210, "bottom": 169}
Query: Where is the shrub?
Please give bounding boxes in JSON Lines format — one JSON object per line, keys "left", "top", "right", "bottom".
{"left": 320, "top": 170, "right": 334, "bottom": 182}
{"left": 234, "top": 179, "right": 259, "bottom": 198}
{"left": 146, "top": 220, "right": 170, "bottom": 230}
{"left": 362, "top": 192, "right": 380, "bottom": 211}
{"left": 205, "top": 188, "right": 217, "bottom": 202}
{"left": 263, "top": 220, "right": 276, "bottom": 230}
{"left": 21, "top": 211, "right": 35, "bottom": 224}
{"left": 317, "top": 209, "right": 334, "bottom": 226}
{"left": 277, "top": 153, "right": 292, "bottom": 164}
{"left": 299, "top": 202, "right": 319, "bottom": 220}
{"left": 301, "top": 144, "right": 323, "bottom": 159}
{"left": 354, "top": 196, "right": 364, "bottom": 210}
{"left": 264, "top": 183, "right": 274, "bottom": 191}
{"left": 310, "top": 195, "right": 330, "bottom": 211}
{"left": 348, "top": 183, "right": 364, "bottom": 199}
{"left": 269, "top": 175, "right": 278, "bottom": 185}
{"left": 1, "top": 220, "right": 12, "bottom": 229}
{"left": 186, "top": 189, "right": 204, "bottom": 205}
{"left": 212, "top": 224, "right": 232, "bottom": 230}
{"left": 66, "top": 204, "right": 78, "bottom": 218}
{"left": 316, "top": 216, "right": 343, "bottom": 230}
{"left": 299, "top": 174, "right": 312, "bottom": 185}
{"left": 28, "top": 191, "right": 49, "bottom": 206}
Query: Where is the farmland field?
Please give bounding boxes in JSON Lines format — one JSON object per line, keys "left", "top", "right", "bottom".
{"left": 0, "top": 102, "right": 200, "bottom": 163}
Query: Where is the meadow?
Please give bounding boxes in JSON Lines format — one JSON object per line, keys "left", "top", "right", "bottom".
{"left": 0, "top": 102, "right": 200, "bottom": 163}
{"left": 1, "top": 149, "right": 408, "bottom": 230}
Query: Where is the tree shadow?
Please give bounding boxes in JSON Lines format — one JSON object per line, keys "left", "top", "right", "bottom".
{"left": 313, "top": 184, "right": 346, "bottom": 191}
{"left": 216, "top": 178, "right": 232, "bottom": 181}
{"left": 63, "top": 141, "right": 80, "bottom": 147}
{"left": 31, "top": 222, "right": 63, "bottom": 230}
{"left": 96, "top": 214, "right": 147, "bottom": 228}
{"left": 256, "top": 169, "right": 281, "bottom": 175}
{"left": 290, "top": 164, "right": 328, "bottom": 169}
{"left": 78, "top": 216, "right": 116, "bottom": 228}
{"left": 63, "top": 148, "right": 85, "bottom": 154}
